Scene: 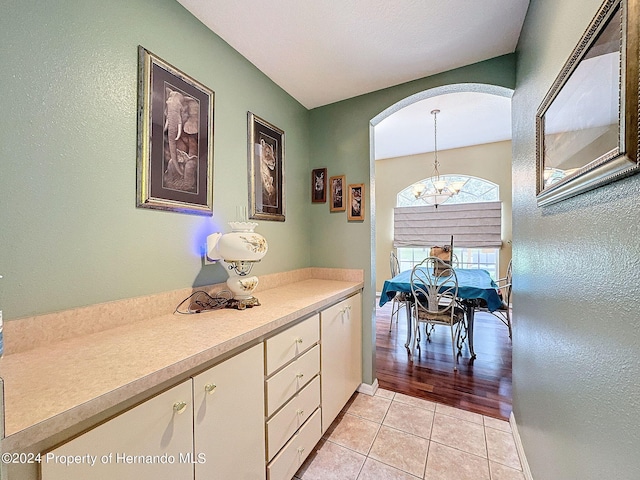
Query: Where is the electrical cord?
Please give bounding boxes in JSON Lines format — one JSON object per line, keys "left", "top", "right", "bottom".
{"left": 174, "top": 290, "right": 234, "bottom": 314}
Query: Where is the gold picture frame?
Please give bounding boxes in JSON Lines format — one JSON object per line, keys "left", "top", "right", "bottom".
{"left": 535, "top": 0, "right": 639, "bottom": 206}
{"left": 347, "top": 183, "right": 365, "bottom": 221}
{"left": 248, "top": 112, "right": 285, "bottom": 221}
{"left": 330, "top": 175, "right": 346, "bottom": 212}
{"left": 136, "top": 46, "right": 214, "bottom": 215}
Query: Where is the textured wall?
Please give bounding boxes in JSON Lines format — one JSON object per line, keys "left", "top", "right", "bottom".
{"left": 512, "top": 0, "right": 640, "bottom": 478}
{"left": 0, "top": 0, "right": 311, "bottom": 319}
{"left": 308, "top": 55, "right": 516, "bottom": 384}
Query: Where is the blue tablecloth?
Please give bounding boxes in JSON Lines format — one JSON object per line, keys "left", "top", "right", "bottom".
{"left": 379, "top": 267, "right": 503, "bottom": 312}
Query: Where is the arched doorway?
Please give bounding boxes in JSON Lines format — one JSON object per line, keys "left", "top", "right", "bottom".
{"left": 369, "top": 83, "right": 514, "bottom": 418}
{"left": 370, "top": 84, "right": 514, "bottom": 291}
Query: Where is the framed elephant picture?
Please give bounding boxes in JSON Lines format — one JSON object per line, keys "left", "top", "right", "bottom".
{"left": 248, "top": 112, "right": 285, "bottom": 221}
{"left": 136, "top": 46, "right": 214, "bottom": 215}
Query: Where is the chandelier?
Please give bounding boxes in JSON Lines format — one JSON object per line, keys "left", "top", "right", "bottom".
{"left": 412, "top": 109, "right": 466, "bottom": 207}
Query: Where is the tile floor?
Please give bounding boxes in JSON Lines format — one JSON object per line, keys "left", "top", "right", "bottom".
{"left": 295, "top": 389, "right": 524, "bottom": 480}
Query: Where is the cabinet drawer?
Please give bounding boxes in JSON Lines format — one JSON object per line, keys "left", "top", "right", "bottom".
{"left": 266, "top": 375, "right": 320, "bottom": 461}
{"left": 267, "top": 408, "right": 322, "bottom": 480}
{"left": 266, "top": 344, "right": 320, "bottom": 416}
{"left": 266, "top": 314, "right": 319, "bottom": 375}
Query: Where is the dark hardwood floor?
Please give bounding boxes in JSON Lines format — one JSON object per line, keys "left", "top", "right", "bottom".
{"left": 375, "top": 300, "right": 512, "bottom": 420}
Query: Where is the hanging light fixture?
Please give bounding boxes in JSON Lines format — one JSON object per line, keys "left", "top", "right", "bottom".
{"left": 412, "top": 109, "right": 466, "bottom": 207}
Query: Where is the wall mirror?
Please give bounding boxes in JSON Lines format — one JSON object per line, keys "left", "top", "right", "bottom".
{"left": 536, "top": 0, "right": 639, "bottom": 206}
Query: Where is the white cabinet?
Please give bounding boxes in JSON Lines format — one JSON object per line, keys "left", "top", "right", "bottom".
{"left": 193, "top": 343, "right": 265, "bottom": 480}
{"left": 266, "top": 409, "right": 322, "bottom": 480}
{"left": 40, "top": 291, "right": 363, "bottom": 480}
{"left": 320, "top": 293, "right": 362, "bottom": 432}
{"left": 266, "top": 344, "right": 320, "bottom": 417}
{"left": 266, "top": 375, "right": 320, "bottom": 461}
{"left": 264, "top": 315, "right": 322, "bottom": 480}
{"left": 41, "top": 379, "right": 194, "bottom": 480}
{"left": 42, "top": 344, "right": 266, "bottom": 480}
{"left": 265, "top": 314, "right": 319, "bottom": 376}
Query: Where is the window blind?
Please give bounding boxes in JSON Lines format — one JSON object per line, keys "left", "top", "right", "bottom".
{"left": 393, "top": 201, "right": 502, "bottom": 248}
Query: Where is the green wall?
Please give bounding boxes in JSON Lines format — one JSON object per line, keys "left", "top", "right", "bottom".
{"left": 308, "top": 55, "right": 516, "bottom": 384}
{"left": 512, "top": 0, "right": 640, "bottom": 478}
{"left": 0, "top": 0, "right": 311, "bottom": 319}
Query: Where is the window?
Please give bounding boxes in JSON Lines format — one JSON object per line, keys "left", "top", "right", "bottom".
{"left": 397, "top": 247, "right": 499, "bottom": 280}
{"left": 394, "top": 175, "right": 500, "bottom": 279}
{"left": 397, "top": 175, "right": 499, "bottom": 206}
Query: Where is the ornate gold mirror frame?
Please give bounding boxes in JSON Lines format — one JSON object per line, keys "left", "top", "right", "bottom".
{"left": 536, "top": 0, "right": 639, "bottom": 206}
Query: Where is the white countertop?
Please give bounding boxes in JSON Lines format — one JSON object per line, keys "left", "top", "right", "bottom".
{"left": 0, "top": 278, "right": 363, "bottom": 452}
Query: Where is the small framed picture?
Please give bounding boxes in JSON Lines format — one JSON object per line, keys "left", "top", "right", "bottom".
{"left": 136, "top": 46, "right": 214, "bottom": 216}
{"left": 347, "top": 183, "right": 365, "bottom": 221}
{"left": 329, "top": 175, "right": 346, "bottom": 212}
{"left": 312, "top": 168, "right": 327, "bottom": 203}
{"left": 248, "top": 112, "right": 285, "bottom": 221}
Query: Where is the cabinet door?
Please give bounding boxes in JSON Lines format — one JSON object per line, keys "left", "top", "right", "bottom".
{"left": 41, "top": 380, "right": 193, "bottom": 480}
{"left": 346, "top": 293, "right": 363, "bottom": 396}
{"left": 320, "top": 293, "right": 362, "bottom": 431}
{"left": 193, "top": 343, "right": 265, "bottom": 480}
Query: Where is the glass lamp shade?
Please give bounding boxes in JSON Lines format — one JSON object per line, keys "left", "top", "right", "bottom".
{"left": 432, "top": 179, "right": 448, "bottom": 192}
{"left": 422, "top": 193, "right": 452, "bottom": 206}
{"left": 206, "top": 222, "right": 268, "bottom": 303}
{"left": 448, "top": 180, "right": 467, "bottom": 194}
{"left": 216, "top": 222, "right": 268, "bottom": 262}
{"left": 412, "top": 183, "right": 427, "bottom": 198}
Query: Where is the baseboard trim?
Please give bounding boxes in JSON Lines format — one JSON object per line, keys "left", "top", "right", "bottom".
{"left": 357, "top": 378, "right": 379, "bottom": 396}
{"left": 510, "top": 412, "right": 534, "bottom": 480}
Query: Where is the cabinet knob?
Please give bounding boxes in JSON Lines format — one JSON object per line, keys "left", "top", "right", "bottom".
{"left": 296, "top": 373, "right": 304, "bottom": 379}
{"left": 173, "top": 401, "right": 188, "bottom": 414}
{"left": 297, "top": 446, "right": 305, "bottom": 455}
{"left": 296, "top": 409, "right": 305, "bottom": 416}
{"left": 204, "top": 383, "right": 217, "bottom": 395}
{"left": 295, "top": 337, "right": 304, "bottom": 344}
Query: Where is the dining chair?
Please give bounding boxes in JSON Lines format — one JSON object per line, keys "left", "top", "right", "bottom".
{"left": 388, "top": 251, "right": 409, "bottom": 331}
{"left": 410, "top": 257, "right": 467, "bottom": 369}
{"left": 477, "top": 259, "right": 513, "bottom": 338}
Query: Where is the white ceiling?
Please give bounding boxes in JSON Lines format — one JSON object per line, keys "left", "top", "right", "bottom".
{"left": 374, "top": 92, "right": 512, "bottom": 160}
{"left": 176, "top": 0, "right": 528, "bottom": 156}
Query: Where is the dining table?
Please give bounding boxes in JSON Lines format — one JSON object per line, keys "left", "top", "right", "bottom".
{"left": 379, "top": 267, "right": 504, "bottom": 358}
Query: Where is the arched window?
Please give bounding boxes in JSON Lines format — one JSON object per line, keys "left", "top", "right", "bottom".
{"left": 396, "top": 175, "right": 499, "bottom": 207}
{"left": 394, "top": 175, "right": 501, "bottom": 279}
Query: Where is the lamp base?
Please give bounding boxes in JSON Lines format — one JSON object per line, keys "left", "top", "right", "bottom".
{"left": 225, "top": 297, "right": 261, "bottom": 310}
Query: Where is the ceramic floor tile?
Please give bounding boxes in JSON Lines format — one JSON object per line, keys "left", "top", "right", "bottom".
{"left": 489, "top": 461, "right": 526, "bottom": 480}
{"left": 295, "top": 438, "right": 366, "bottom": 480}
{"left": 374, "top": 388, "right": 396, "bottom": 400}
{"left": 382, "top": 400, "right": 434, "bottom": 439}
{"left": 484, "top": 415, "right": 512, "bottom": 433}
{"left": 435, "top": 403, "right": 484, "bottom": 424}
{"left": 392, "top": 392, "right": 437, "bottom": 411}
{"left": 301, "top": 391, "right": 520, "bottom": 480}
{"left": 368, "top": 425, "right": 429, "bottom": 478}
{"left": 485, "top": 426, "right": 521, "bottom": 470}
{"left": 431, "top": 412, "right": 487, "bottom": 458}
{"left": 356, "top": 457, "right": 421, "bottom": 480}
{"left": 327, "top": 412, "right": 380, "bottom": 455}
{"left": 424, "top": 441, "right": 490, "bottom": 480}
{"left": 345, "top": 393, "right": 392, "bottom": 424}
